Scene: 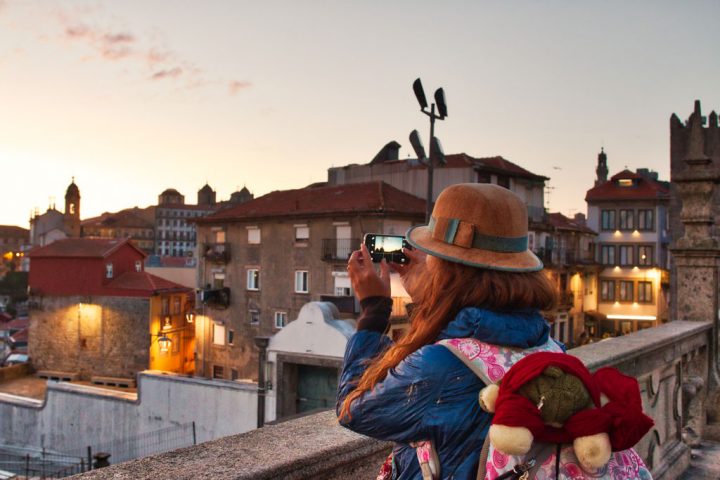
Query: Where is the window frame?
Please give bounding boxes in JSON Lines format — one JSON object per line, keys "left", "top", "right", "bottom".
{"left": 294, "top": 225, "right": 309, "bottom": 242}
{"left": 247, "top": 226, "right": 261, "bottom": 244}
{"left": 213, "top": 323, "right": 226, "bottom": 346}
{"left": 294, "top": 270, "right": 309, "bottom": 293}
{"left": 600, "top": 279, "right": 616, "bottom": 302}
{"left": 600, "top": 210, "right": 616, "bottom": 231}
{"left": 247, "top": 268, "right": 260, "bottom": 291}
{"left": 619, "top": 245, "right": 634, "bottom": 266}
{"left": 637, "top": 209, "right": 655, "bottom": 231}
{"left": 619, "top": 280, "right": 634, "bottom": 302}
{"left": 600, "top": 245, "right": 615, "bottom": 266}
{"left": 618, "top": 209, "right": 634, "bottom": 231}
{"left": 249, "top": 309, "right": 260, "bottom": 325}
{"left": 638, "top": 245, "right": 654, "bottom": 266}
{"left": 638, "top": 281, "right": 653, "bottom": 303}
{"left": 274, "top": 311, "right": 288, "bottom": 329}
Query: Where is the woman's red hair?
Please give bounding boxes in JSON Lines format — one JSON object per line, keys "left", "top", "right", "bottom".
{"left": 339, "top": 258, "right": 557, "bottom": 421}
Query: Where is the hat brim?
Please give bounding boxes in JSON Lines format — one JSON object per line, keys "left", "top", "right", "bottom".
{"left": 406, "top": 225, "right": 544, "bottom": 272}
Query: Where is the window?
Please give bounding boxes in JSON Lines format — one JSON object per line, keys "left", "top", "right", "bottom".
{"left": 213, "top": 324, "right": 226, "bottom": 346}
{"left": 600, "top": 280, "right": 615, "bottom": 301}
{"left": 638, "top": 246, "right": 653, "bottom": 266}
{"left": 249, "top": 309, "right": 260, "bottom": 325}
{"left": 335, "top": 286, "right": 351, "bottom": 296}
{"left": 213, "top": 365, "right": 224, "bottom": 379}
{"left": 213, "top": 272, "right": 225, "bottom": 289}
{"left": 601, "top": 210, "right": 616, "bottom": 230}
{"left": 295, "top": 270, "right": 309, "bottom": 293}
{"left": 275, "top": 312, "right": 287, "bottom": 329}
{"left": 618, "top": 210, "right": 634, "bottom": 230}
{"left": 618, "top": 178, "right": 633, "bottom": 187}
{"left": 477, "top": 172, "right": 491, "bottom": 183}
{"left": 619, "top": 281, "right": 634, "bottom": 302}
{"left": 496, "top": 175, "right": 510, "bottom": 189}
{"left": 619, "top": 245, "right": 634, "bottom": 266}
{"left": 215, "top": 230, "right": 226, "bottom": 243}
{"left": 247, "top": 226, "right": 261, "bottom": 244}
{"left": 638, "top": 281, "right": 653, "bottom": 303}
{"left": 106, "top": 263, "right": 114, "bottom": 278}
{"left": 228, "top": 329, "right": 234, "bottom": 345}
{"left": 231, "top": 369, "right": 239, "bottom": 381}
{"left": 247, "top": 269, "right": 260, "bottom": 290}
{"left": 172, "top": 296, "right": 181, "bottom": 314}
{"left": 135, "top": 260, "right": 142, "bottom": 272}
{"left": 295, "top": 225, "right": 309, "bottom": 241}
{"left": 637, "top": 209, "right": 654, "bottom": 231}
{"left": 600, "top": 245, "right": 615, "bottom": 266}
{"left": 161, "top": 297, "right": 170, "bottom": 316}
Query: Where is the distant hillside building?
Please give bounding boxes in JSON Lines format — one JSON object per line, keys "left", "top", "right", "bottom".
{"left": 82, "top": 206, "right": 156, "bottom": 253}
{"left": 29, "top": 179, "right": 82, "bottom": 247}
{"left": 193, "top": 181, "right": 425, "bottom": 380}
{"left": 585, "top": 151, "right": 671, "bottom": 337}
{"left": 27, "top": 238, "right": 193, "bottom": 381}
{"left": 0, "top": 225, "right": 30, "bottom": 274}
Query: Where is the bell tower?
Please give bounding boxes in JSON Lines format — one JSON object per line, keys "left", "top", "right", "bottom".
{"left": 595, "top": 148, "right": 608, "bottom": 186}
{"left": 64, "top": 177, "right": 81, "bottom": 237}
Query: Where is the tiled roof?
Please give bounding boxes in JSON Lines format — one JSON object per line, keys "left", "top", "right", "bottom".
{"left": 107, "top": 271, "right": 191, "bottom": 294}
{"left": 547, "top": 213, "right": 597, "bottom": 235}
{"left": 5, "top": 318, "right": 28, "bottom": 331}
{"left": 82, "top": 207, "right": 155, "bottom": 228}
{"left": 0, "top": 225, "right": 29, "bottom": 239}
{"left": 473, "top": 156, "right": 549, "bottom": 181}
{"left": 10, "top": 328, "right": 28, "bottom": 343}
{"left": 585, "top": 169, "right": 670, "bottom": 202}
{"left": 27, "top": 238, "right": 145, "bottom": 258}
{"left": 198, "top": 181, "right": 427, "bottom": 223}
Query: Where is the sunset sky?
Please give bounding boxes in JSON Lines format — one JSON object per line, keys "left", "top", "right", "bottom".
{"left": 1, "top": 1, "right": 718, "bottom": 228}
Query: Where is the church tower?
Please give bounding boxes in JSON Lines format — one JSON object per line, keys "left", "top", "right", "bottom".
{"left": 595, "top": 148, "right": 609, "bottom": 186}
{"left": 64, "top": 178, "right": 81, "bottom": 237}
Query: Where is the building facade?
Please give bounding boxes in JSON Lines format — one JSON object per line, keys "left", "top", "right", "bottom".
{"left": 27, "top": 238, "right": 193, "bottom": 381}
{"left": 585, "top": 152, "right": 671, "bottom": 337}
{"left": 193, "top": 181, "right": 425, "bottom": 381}
{"left": 82, "top": 206, "right": 156, "bottom": 253}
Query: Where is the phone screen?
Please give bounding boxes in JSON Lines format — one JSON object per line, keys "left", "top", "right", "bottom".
{"left": 363, "top": 234, "right": 411, "bottom": 264}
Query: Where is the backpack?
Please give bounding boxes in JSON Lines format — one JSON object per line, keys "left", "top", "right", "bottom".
{"left": 410, "top": 337, "right": 653, "bottom": 480}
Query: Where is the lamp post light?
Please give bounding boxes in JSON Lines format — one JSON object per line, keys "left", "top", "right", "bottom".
{"left": 410, "top": 78, "right": 447, "bottom": 223}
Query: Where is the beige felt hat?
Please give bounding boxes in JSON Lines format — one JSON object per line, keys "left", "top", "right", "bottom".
{"left": 406, "top": 183, "right": 543, "bottom": 272}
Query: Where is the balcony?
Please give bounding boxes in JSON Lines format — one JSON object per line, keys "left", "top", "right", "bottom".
{"left": 321, "top": 238, "right": 360, "bottom": 262}
{"left": 203, "top": 243, "right": 231, "bottom": 264}
{"left": 319, "top": 295, "right": 358, "bottom": 314}
{"left": 201, "top": 287, "right": 231, "bottom": 309}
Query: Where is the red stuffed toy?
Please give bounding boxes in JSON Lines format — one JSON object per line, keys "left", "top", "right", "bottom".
{"left": 479, "top": 352, "right": 654, "bottom": 471}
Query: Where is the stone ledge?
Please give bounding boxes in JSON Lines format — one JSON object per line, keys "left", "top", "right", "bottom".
{"left": 73, "top": 410, "right": 390, "bottom": 480}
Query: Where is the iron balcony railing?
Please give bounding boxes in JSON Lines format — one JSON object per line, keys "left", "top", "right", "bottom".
{"left": 203, "top": 243, "right": 231, "bottom": 264}
{"left": 321, "top": 238, "right": 360, "bottom": 262}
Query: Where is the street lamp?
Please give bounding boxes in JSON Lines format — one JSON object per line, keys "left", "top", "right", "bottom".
{"left": 410, "top": 78, "right": 448, "bottom": 222}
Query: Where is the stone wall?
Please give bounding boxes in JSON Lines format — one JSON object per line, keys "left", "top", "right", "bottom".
{"left": 76, "top": 321, "right": 712, "bottom": 480}
{"left": 29, "top": 295, "right": 150, "bottom": 379}
{"left": 0, "top": 370, "right": 257, "bottom": 464}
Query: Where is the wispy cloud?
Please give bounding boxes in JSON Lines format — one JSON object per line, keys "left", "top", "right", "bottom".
{"left": 229, "top": 80, "right": 252, "bottom": 95}
{"left": 52, "top": 8, "right": 250, "bottom": 95}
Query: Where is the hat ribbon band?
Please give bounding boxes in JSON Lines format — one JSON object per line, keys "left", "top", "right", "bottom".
{"left": 429, "top": 216, "right": 528, "bottom": 253}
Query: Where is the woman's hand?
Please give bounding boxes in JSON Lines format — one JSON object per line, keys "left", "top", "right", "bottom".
{"left": 347, "top": 244, "right": 391, "bottom": 301}
{"left": 390, "top": 248, "right": 427, "bottom": 302}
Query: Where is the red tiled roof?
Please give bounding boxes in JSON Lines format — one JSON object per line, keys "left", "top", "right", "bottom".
{"left": 27, "top": 238, "right": 146, "bottom": 259}
{"left": 0, "top": 225, "right": 29, "bottom": 239}
{"left": 107, "top": 271, "right": 191, "bottom": 294}
{"left": 547, "top": 213, "right": 597, "bottom": 235}
{"left": 0, "top": 312, "right": 12, "bottom": 323}
{"left": 474, "top": 156, "right": 549, "bottom": 180}
{"left": 585, "top": 170, "right": 670, "bottom": 202}
{"left": 5, "top": 318, "right": 28, "bottom": 330}
{"left": 198, "top": 181, "right": 427, "bottom": 223}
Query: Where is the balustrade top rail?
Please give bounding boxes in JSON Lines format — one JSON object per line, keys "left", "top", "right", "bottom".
{"left": 76, "top": 320, "right": 713, "bottom": 480}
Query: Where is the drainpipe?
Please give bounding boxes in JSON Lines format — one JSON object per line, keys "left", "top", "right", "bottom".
{"left": 254, "top": 336, "right": 271, "bottom": 428}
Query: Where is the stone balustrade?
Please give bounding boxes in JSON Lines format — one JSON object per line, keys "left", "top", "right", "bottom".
{"left": 75, "top": 321, "right": 714, "bottom": 480}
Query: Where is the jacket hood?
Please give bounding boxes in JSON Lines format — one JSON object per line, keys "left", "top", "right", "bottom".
{"left": 436, "top": 307, "right": 550, "bottom": 348}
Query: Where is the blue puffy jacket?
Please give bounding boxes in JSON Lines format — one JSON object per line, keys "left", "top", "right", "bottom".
{"left": 336, "top": 304, "right": 551, "bottom": 480}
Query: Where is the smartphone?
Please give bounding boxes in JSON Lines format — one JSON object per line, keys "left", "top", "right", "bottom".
{"left": 363, "top": 233, "right": 411, "bottom": 264}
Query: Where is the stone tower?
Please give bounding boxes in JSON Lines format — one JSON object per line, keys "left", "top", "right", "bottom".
{"left": 64, "top": 178, "right": 81, "bottom": 237}
{"left": 595, "top": 148, "right": 609, "bottom": 186}
{"left": 198, "top": 183, "right": 216, "bottom": 206}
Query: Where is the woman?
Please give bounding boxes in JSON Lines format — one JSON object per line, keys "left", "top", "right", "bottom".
{"left": 336, "top": 183, "right": 558, "bottom": 479}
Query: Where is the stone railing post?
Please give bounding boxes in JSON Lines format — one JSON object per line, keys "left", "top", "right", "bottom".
{"left": 670, "top": 100, "right": 720, "bottom": 442}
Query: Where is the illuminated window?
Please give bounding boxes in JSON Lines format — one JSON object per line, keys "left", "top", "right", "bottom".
{"left": 638, "top": 246, "right": 654, "bottom": 266}
{"left": 638, "top": 281, "right": 653, "bottom": 303}
{"left": 601, "top": 210, "right": 616, "bottom": 230}
{"left": 619, "top": 281, "right": 634, "bottom": 302}
{"left": 600, "top": 279, "right": 615, "bottom": 301}
{"left": 213, "top": 324, "right": 226, "bottom": 345}
{"left": 618, "top": 179, "right": 633, "bottom": 187}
